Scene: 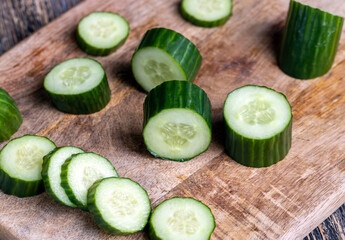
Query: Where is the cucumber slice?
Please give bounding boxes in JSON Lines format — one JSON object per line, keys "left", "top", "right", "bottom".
{"left": 143, "top": 81, "right": 211, "bottom": 161}
{"left": 131, "top": 28, "right": 202, "bottom": 92}
{"left": 0, "top": 88, "right": 22, "bottom": 141}
{"left": 44, "top": 58, "right": 111, "bottom": 114}
{"left": 60, "top": 152, "right": 118, "bottom": 210}
{"left": 223, "top": 85, "right": 292, "bottom": 167}
{"left": 181, "top": 0, "right": 232, "bottom": 27}
{"left": 77, "top": 12, "right": 130, "bottom": 56}
{"left": 148, "top": 197, "right": 215, "bottom": 240}
{"left": 87, "top": 177, "right": 151, "bottom": 235}
{"left": 41, "top": 146, "right": 84, "bottom": 207}
{"left": 0, "top": 135, "right": 56, "bottom": 197}
{"left": 279, "top": 0, "right": 344, "bottom": 79}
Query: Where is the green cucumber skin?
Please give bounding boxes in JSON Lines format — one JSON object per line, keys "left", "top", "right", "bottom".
{"left": 143, "top": 81, "right": 212, "bottom": 162}
{"left": 87, "top": 177, "right": 151, "bottom": 235}
{"left": 0, "top": 88, "right": 22, "bottom": 141}
{"left": 180, "top": 0, "right": 232, "bottom": 28}
{"left": 76, "top": 13, "right": 129, "bottom": 56}
{"left": 0, "top": 168, "right": 44, "bottom": 197}
{"left": 279, "top": 0, "right": 344, "bottom": 79}
{"left": 132, "top": 28, "right": 202, "bottom": 85}
{"left": 44, "top": 63, "right": 111, "bottom": 114}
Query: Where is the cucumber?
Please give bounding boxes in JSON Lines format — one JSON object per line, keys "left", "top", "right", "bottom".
{"left": 44, "top": 58, "right": 111, "bottom": 114}
{"left": 181, "top": 0, "right": 232, "bottom": 27}
{"left": 60, "top": 152, "right": 118, "bottom": 210}
{"left": 41, "top": 146, "right": 84, "bottom": 207}
{"left": 148, "top": 197, "right": 215, "bottom": 240}
{"left": 223, "top": 85, "right": 292, "bottom": 168}
{"left": 143, "top": 81, "right": 211, "bottom": 161}
{"left": 279, "top": 0, "right": 344, "bottom": 79}
{"left": 77, "top": 12, "right": 129, "bottom": 56}
{"left": 0, "top": 88, "right": 22, "bottom": 141}
{"left": 87, "top": 177, "right": 151, "bottom": 235}
{"left": 0, "top": 135, "right": 56, "bottom": 197}
{"left": 131, "top": 28, "right": 202, "bottom": 92}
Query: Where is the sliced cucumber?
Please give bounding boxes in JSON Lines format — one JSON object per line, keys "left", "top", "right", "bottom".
{"left": 0, "top": 135, "right": 56, "bottom": 197}
{"left": 44, "top": 58, "right": 111, "bottom": 114}
{"left": 143, "top": 81, "right": 211, "bottom": 161}
{"left": 0, "top": 88, "right": 22, "bottom": 141}
{"left": 41, "top": 146, "right": 84, "bottom": 207}
{"left": 60, "top": 152, "right": 118, "bottom": 210}
{"left": 131, "top": 28, "right": 202, "bottom": 92}
{"left": 181, "top": 0, "right": 232, "bottom": 27}
{"left": 87, "top": 177, "right": 151, "bottom": 235}
{"left": 77, "top": 12, "right": 129, "bottom": 56}
{"left": 279, "top": 0, "right": 344, "bottom": 79}
{"left": 148, "top": 197, "right": 215, "bottom": 240}
{"left": 223, "top": 85, "right": 292, "bottom": 167}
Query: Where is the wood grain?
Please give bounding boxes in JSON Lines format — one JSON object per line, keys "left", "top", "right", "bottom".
{"left": 0, "top": 0, "right": 345, "bottom": 239}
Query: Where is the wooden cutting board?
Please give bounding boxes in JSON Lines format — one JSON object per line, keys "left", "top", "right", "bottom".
{"left": 0, "top": 0, "right": 345, "bottom": 239}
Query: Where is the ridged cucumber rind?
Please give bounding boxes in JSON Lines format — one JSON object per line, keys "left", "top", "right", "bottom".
{"left": 77, "top": 12, "right": 130, "bottom": 56}
{"left": 131, "top": 28, "right": 202, "bottom": 92}
{"left": 143, "top": 80, "right": 212, "bottom": 162}
{"left": 0, "top": 88, "right": 23, "bottom": 141}
{"left": 180, "top": 0, "right": 232, "bottom": 27}
{"left": 223, "top": 85, "right": 292, "bottom": 168}
{"left": 279, "top": 0, "right": 344, "bottom": 79}
{"left": 44, "top": 58, "right": 111, "bottom": 114}
{"left": 87, "top": 177, "right": 151, "bottom": 235}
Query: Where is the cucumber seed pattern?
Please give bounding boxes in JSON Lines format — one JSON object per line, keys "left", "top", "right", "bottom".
{"left": 198, "top": 0, "right": 224, "bottom": 12}
{"left": 16, "top": 145, "right": 45, "bottom": 170}
{"left": 59, "top": 66, "right": 91, "bottom": 87}
{"left": 108, "top": 191, "right": 138, "bottom": 217}
{"left": 239, "top": 99, "right": 275, "bottom": 125}
{"left": 89, "top": 19, "right": 116, "bottom": 38}
{"left": 82, "top": 167, "right": 102, "bottom": 188}
{"left": 167, "top": 210, "right": 200, "bottom": 235}
{"left": 160, "top": 123, "right": 196, "bottom": 150}
{"left": 144, "top": 60, "right": 174, "bottom": 85}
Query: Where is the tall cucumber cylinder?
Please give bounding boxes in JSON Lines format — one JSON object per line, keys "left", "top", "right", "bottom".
{"left": 143, "top": 81, "right": 211, "bottom": 161}
{"left": 131, "top": 28, "right": 202, "bottom": 92}
{"left": 223, "top": 85, "right": 292, "bottom": 168}
{"left": 279, "top": 0, "right": 344, "bottom": 79}
{"left": 44, "top": 58, "right": 111, "bottom": 114}
{"left": 0, "top": 88, "right": 22, "bottom": 141}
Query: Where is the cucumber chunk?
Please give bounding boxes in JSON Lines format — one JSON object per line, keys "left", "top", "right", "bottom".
{"left": 87, "top": 177, "right": 151, "bottom": 235}
{"left": 0, "top": 88, "right": 22, "bottom": 141}
{"left": 148, "top": 197, "right": 215, "bottom": 240}
{"left": 44, "top": 58, "right": 111, "bottom": 114}
{"left": 60, "top": 152, "right": 118, "bottom": 210}
{"left": 0, "top": 135, "right": 56, "bottom": 197}
{"left": 42, "top": 146, "right": 84, "bottom": 207}
{"left": 223, "top": 85, "right": 292, "bottom": 167}
{"left": 279, "top": 0, "right": 344, "bottom": 79}
{"left": 131, "top": 28, "right": 202, "bottom": 92}
{"left": 77, "top": 12, "right": 129, "bottom": 56}
{"left": 143, "top": 81, "right": 211, "bottom": 161}
{"left": 181, "top": 0, "right": 232, "bottom": 27}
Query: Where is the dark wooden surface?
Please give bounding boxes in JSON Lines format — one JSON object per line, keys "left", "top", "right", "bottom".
{"left": 0, "top": 0, "right": 344, "bottom": 239}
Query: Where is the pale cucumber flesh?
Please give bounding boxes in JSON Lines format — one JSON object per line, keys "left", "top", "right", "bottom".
{"left": 182, "top": 0, "right": 231, "bottom": 21}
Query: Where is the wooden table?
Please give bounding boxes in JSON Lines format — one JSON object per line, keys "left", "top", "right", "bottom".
{"left": 0, "top": 0, "right": 344, "bottom": 239}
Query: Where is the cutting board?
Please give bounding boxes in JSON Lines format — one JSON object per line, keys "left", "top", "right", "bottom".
{"left": 0, "top": 0, "right": 345, "bottom": 239}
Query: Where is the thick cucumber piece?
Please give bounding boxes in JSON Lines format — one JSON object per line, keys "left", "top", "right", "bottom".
{"left": 0, "top": 88, "right": 22, "bottom": 141}
{"left": 131, "top": 28, "right": 202, "bottom": 92}
{"left": 223, "top": 85, "right": 292, "bottom": 168}
{"left": 279, "top": 0, "right": 344, "bottom": 79}
{"left": 148, "top": 197, "right": 215, "bottom": 240}
{"left": 0, "top": 135, "right": 56, "bottom": 197}
{"left": 143, "top": 81, "right": 211, "bottom": 161}
{"left": 44, "top": 58, "right": 111, "bottom": 114}
{"left": 181, "top": 0, "right": 232, "bottom": 27}
{"left": 77, "top": 12, "right": 129, "bottom": 56}
{"left": 42, "top": 146, "right": 84, "bottom": 207}
{"left": 60, "top": 152, "right": 118, "bottom": 210}
{"left": 87, "top": 177, "right": 151, "bottom": 235}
